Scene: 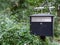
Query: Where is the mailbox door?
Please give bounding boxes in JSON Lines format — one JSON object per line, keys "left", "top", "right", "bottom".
{"left": 30, "top": 22, "right": 53, "bottom": 36}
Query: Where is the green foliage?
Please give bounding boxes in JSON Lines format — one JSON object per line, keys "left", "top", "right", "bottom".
{"left": 0, "top": 0, "right": 60, "bottom": 45}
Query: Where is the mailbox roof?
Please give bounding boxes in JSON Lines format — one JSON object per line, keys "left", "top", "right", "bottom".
{"left": 30, "top": 13, "right": 54, "bottom": 17}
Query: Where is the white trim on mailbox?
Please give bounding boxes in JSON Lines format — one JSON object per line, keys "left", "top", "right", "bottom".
{"left": 31, "top": 17, "right": 51, "bottom": 22}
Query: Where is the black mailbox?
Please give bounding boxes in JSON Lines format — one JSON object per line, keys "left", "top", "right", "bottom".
{"left": 30, "top": 13, "right": 54, "bottom": 36}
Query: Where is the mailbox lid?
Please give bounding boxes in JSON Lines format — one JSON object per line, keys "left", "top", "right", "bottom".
{"left": 30, "top": 13, "right": 54, "bottom": 22}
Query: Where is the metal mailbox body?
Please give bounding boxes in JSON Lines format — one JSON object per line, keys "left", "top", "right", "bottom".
{"left": 30, "top": 13, "right": 54, "bottom": 36}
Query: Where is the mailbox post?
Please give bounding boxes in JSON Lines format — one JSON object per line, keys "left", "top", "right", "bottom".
{"left": 30, "top": 13, "right": 54, "bottom": 41}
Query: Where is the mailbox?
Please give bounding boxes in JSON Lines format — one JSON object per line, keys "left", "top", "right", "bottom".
{"left": 30, "top": 13, "right": 54, "bottom": 36}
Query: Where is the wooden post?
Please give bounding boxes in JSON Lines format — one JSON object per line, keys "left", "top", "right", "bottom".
{"left": 40, "top": 36, "right": 46, "bottom": 41}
